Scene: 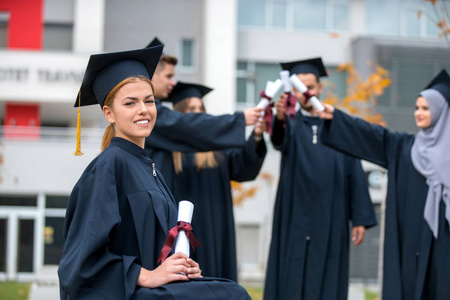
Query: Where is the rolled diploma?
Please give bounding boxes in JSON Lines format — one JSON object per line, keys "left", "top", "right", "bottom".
{"left": 280, "top": 70, "right": 292, "bottom": 93}
{"left": 257, "top": 79, "right": 283, "bottom": 118}
{"left": 174, "top": 200, "right": 194, "bottom": 257}
{"left": 289, "top": 74, "right": 325, "bottom": 111}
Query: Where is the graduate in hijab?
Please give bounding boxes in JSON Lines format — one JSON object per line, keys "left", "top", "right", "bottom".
{"left": 264, "top": 57, "right": 377, "bottom": 300}
{"left": 58, "top": 46, "right": 251, "bottom": 300}
{"left": 169, "top": 81, "right": 267, "bottom": 281}
{"left": 317, "top": 69, "right": 450, "bottom": 300}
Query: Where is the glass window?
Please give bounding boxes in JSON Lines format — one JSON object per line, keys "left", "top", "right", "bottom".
{"left": 238, "top": 0, "right": 266, "bottom": 27}
{"left": 44, "top": 217, "right": 65, "bottom": 265}
{"left": 181, "top": 39, "right": 194, "bottom": 68}
{"left": 46, "top": 195, "right": 69, "bottom": 209}
{"left": 0, "top": 218, "right": 6, "bottom": 272}
{"left": 293, "top": 0, "right": 326, "bottom": 30}
{"left": 18, "top": 219, "right": 34, "bottom": 272}
{"left": 43, "top": 23, "right": 73, "bottom": 51}
{"left": 0, "top": 195, "right": 37, "bottom": 207}
{"left": 255, "top": 62, "right": 284, "bottom": 104}
{"left": 333, "top": 4, "right": 349, "bottom": 31}
{"left": 0, "top": 12, "right": 8, "bottom": 48}
{"left": 404, "top": 8, "right": 421, "bottom": 36}
{"left": 366, "top": 0, "right": 399, "bottom": 35}
{"left": 237, "top": 77, "right": 248, "bottom": 103}
{"left": 273, "top": 0, "right": 288, "bottom": 28}
{"left": 321, "top": 66, "right": 347, "bottom": 101}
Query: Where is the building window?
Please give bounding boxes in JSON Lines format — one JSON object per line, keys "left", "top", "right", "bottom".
{"left": 238, "top": 0, "right": 349, "bottom": 32}
{"left": 366, "top": 0, "right": 445, "bottom": 38}
{"left": 43, "top": 23, "right": 73, "bottom": 51}
{"left": 179, "top": 39, "right": 196, "bottom": 71}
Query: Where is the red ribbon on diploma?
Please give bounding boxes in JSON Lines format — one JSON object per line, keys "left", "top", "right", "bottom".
{"left": 157, "top": 221, "right": 202, "bottom": 264}
{"left": 303, "top": 90, "right": 313, "bottom": 102}
{"left": 260, "top": 90, "right": 275, "bottom": 135}
{"left": 285, "top": 93, "right": 297, "bottom": 119}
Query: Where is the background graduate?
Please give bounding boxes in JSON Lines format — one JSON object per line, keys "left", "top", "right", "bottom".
{"left": 264, "top": 57, "right": 377, "bottom": 300}
{"left": 58, "top": 45, "right": 251, "bottom": 300}
{"left": 169, "top": 81, "right": 267, "bottom": 281}
{"left": 144, "top": 38, "right": 263, "bottom": 192}
{"left": 318, "top": 69, "right": 450, "bottom": 300}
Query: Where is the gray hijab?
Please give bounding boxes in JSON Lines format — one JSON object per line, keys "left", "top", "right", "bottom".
{"left": 411, "top": 89, "right": 450, "bottom": 238}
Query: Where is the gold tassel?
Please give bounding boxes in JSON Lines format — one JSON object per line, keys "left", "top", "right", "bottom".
{"left": 73, "top": 91, "right": 84, "bottom": 156}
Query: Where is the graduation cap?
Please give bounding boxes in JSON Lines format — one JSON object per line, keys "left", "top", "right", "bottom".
{"left": 74, "top": 45, "right": 163, "bottom": 108}
{"left": 280, "top": 57, "right": 327, "bottom": 78}
{"left": 146, "top": 37, "right": 164, "bottom": 48}
{"left": 73, "top": 45, "right": 164, "bottom": 155}
{"left": 423, "top": 69, "right": 450, "bottom": 105}
{"left": 169, "top": 81, "right": 213, "bottom": 106}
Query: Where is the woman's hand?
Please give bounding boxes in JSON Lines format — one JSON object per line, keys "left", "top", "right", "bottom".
{"left": 243, "top": 107, "right": 264, "bottom": 125}
{"left": 185, "top": 257, "right": 202, "bottom": 279}
{"left": 136, "top": 252, "right": 202, "bottom": 288}
{"left": 316, "top": 103, "right": 335, "bottom": 120}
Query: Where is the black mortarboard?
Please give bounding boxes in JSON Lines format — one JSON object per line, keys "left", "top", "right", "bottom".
{"left": 169, "top": 81, "right": 213, "bottom": 105}
{"left": 74, "top": 45, "right": 164, "bottom": 108}
{"left": 280, "top": 57, "right": 327, "bottom": 78}
{"left": 146, "top": 37, "right": 164, "bottom": 48}
{"left": 424, "top": 69, "right": 450, "bottom": 105}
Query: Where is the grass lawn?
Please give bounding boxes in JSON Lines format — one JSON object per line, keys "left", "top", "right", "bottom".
{"left": 0, "top": 282, "right": 30, "bottom": 300}
{"left": 245, "top": 286, "right": 263, "bottom": 300}
{"left": 365, "top": 289, "right": 379, "bottom": 300}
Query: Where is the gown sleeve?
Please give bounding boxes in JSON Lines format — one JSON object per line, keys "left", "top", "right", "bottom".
{"left": 346, "top": 156, "right": 378, "bottom": 228}
{"left": 58, "top": 161, "right": 141, "bottom": 300}
{"left": 321, "top": 109, "right": 390, "bottom": 169}
{"left": 271, "top": 117, "right": 289, "bottom": 151}
{"left": 146, "top": 103, "right": 246, "bottom": 152}
{"left": 227, "top": 131, "right": 267, "bottom": 182}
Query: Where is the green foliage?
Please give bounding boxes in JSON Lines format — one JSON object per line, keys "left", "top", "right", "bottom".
{"left": 0, "top": 282, "right": 30, "bottom": 300}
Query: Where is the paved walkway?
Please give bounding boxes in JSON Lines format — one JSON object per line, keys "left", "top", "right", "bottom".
{"left": 28, "top": 266, "right": 373, "bottom": 300}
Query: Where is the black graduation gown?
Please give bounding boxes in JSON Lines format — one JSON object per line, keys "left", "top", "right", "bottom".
{"left": 145, "top": 99, "right": 246, "bottom": 192}
{"left": 264, "top": 112, "right": 377, "bottom": 300}
{"left": 58, "top": 138, "right": 251, "bottom": 300}
{"left": 172, "top": 132, "right": 267, "bottom": 281}
{"left": 320, "top": 109, "right": 450, "bottom": 300}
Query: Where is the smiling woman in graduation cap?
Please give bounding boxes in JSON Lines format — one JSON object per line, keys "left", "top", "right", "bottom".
{"left": 57, "top": 46, "right": 251, "bottom": 300}
{"left": 318, "top": 69, "right": 450, "bottom": 300}
{"left": 169, "top": 81, "right": 267, "bottom": 282}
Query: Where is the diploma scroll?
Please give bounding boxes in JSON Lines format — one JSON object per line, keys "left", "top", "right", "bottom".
{"left": 174, "top": 200, "right": 194, "bottom": 257}
{"left": 289, "top": 74, "right": 325, "bottom": 111}
{"left": 280, "top": 70, "right": 292, "bottom": 93}
{"left": 257, "top": 79, "right": 283, "bottom": 118}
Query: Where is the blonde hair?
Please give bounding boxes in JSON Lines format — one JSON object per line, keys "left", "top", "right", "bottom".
{"left": 101, "top": 76, "right": 153, "bottom": 152}
{"left": 172, "top": 98, "right": 218, "bottom": 174}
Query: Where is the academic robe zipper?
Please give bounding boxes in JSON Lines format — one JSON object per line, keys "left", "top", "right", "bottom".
{"left": 152, "top": 163, "right": 156, "bottom": 177}
{"left": 312, "top": 125, "right": 318, "bottom": 144}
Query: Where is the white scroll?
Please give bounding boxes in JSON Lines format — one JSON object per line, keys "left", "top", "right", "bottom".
{"left": 174, "top": 200, "right": 194, "bottom": 257}
{"left": 289, "top": 74, "right": 325, "bottom": 111}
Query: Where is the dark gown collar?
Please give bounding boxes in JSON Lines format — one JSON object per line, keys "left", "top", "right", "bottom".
{"left": 110, "top": 137, "right": 152, "bottom": 162}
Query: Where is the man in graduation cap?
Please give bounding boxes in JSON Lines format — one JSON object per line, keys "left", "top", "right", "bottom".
{"left": 143, "top": 37, "right": 263, "bottom": 192}
{"left": 264, "top": 57, "right": 377, "bottom": 300}
{"left": 316, "top": 70, "right": 450, "bottom": 300}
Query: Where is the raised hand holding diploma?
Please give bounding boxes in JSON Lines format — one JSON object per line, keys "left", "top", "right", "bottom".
{"left": 157, "top": 200, "right": 201, "bottom": 264}
{"left": 257, "top": 79, "right": 283, "bottom": 134}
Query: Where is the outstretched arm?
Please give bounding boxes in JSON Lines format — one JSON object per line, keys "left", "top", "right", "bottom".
{"left": 147, "top": 102, "right": 263, "bottom": 152}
